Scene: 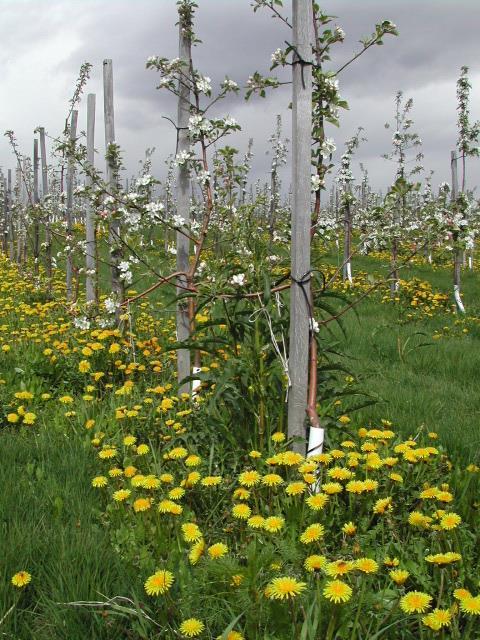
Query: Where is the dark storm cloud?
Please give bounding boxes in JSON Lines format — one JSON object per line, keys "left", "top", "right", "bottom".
{"left": 0, "top": 0, "right": 479, "bottom": 192}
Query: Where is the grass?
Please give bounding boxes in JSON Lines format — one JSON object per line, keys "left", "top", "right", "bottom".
{"left": 1, "top": 247, "right": 479, "bottom": 635}
{"left": 0, "top": 424, "right": 140, "bottom": 639}
{"left": 320, "top": 251, "right": 480, "bottom": 461}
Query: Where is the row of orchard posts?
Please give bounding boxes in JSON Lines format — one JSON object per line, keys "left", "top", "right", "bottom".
{"left": 0, "top": 0, "right": 317, "bottom": 454}
{"left": 0, "top": 60, "right": 121, "bottom": 311}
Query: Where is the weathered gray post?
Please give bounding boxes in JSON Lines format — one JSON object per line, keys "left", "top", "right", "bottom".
{"left": 85, "top": 93, "right": 97, "bottom": 305}
{"left": 175, "top": 11, "right": 192, "bottom": 393}
{"left": 451, "top": 150, "right": 465, "bottom": 313}
{"left": 7, "top": 169, "right": 13, "bottom": 261}
{"left": 287, "top": 0, "right": 313, "bottom": 452}
{"left": 65, "top": 110, "right": 78, "bottom": 301}
{"left": 103, "top": 59, "right": 124, "bottom": 320}
{"left": 33, "top": 138, "right": 40, "bottom": 275}
{"left": 2, "top": 173, "right": 7, "bottom": 253}
{"left": 39, "top": 127, "right": 52, "bottom": 290}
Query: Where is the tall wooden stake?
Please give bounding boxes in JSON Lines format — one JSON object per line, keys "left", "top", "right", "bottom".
{"left": 33, "top": 138, "right": 40, "bottom": 275}
{"left": 85, "top": 93, "right": 97, "bottom": 305}
{"left": 39, "top": 127, "right": 52, "bottom": 291}
{"left": 65, "top": 110, "right": 78, "bottom": 301}
{"left": 103, "top": 59, "right": 124, "bottom": 322}
{"left": 7, "top": 170, "right": 13, "bottom": 261}
{"left": 176, "top": 14, "right": 192, "bottom": 393}
{"left": 451, "top": 150, "right": 465, "bottom": 313}
{"left": 288, "top": 0, "right": 313, "bottom": 452}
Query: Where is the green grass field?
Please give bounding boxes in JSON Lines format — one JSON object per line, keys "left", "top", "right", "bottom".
{"left": 322, "top": 252, "right": 480, "bottom": 461}
{"left": 1, "top": 250, "right": 479, "bottom": 637}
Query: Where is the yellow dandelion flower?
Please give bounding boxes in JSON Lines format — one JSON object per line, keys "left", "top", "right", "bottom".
{"left": 460, "top": 596, "right": 480, "bottom": 615}
{"left": 373, "top": 497, "right": 393, "bottom": 514}
{"left": 78, "top": 360, "right": 91, "bottom": 373}
{"left": 238, "top": 470, "right": 261, "bottom": 487}
{"left": 321, "top": 482, "right": 343, "bottom": 495}
{"left": 286, "top": 481, "right": 307, "bottom": 496}
{"left": 98, "top": 447, "right": 117, "bottom": 460}
{"left": 408, "top": 511, "right": 432, "bottom": 529}
{"left": 7, "top": 413, "right": 19, "bottom": 423}
{"left": 280, "top": 451, "right": 304, "bottom": 466}
{"left": 230, "top": 574, "right": 244, "bottom": 587}
{"left": 22, "top": 412, "right": 36, "bottom": 425}
{"left": 232, "top": 487, "right": 250, "bottom": 499}
{"left": 136, "top": 444, "right": 149, "bottom": 455}
{"left": 363, "top": 479, "right": 379, "bottom": 492}
{"left": 169, "top": 487, "right": 186, "bottom": 500}
{"left": 453, "top": 588, "right": 471, "bottom": 601}
{"left": 262, "top": 473, "right": 284, "bottom": 487}
{"left": 182, "top": 471, "right": 200, "bottom": 488}
{"left": 440, "top": 513, "right": 461, "bottom": 530}
{"left": 144, "top": 570, "right": 174, "bottom": 596}
{"left": 113, "top": 489, "right": 131, "bottom": 502}
{"left": 300, "top": 523, "right": 325, "bottom": 544}
{"left": 304, "top": 554, "right": 327, "bottom": 573}
{"left": 323, "top": 580, "right": 352, "bottom": 604}
{"left": 384, "top": 556, "right": 400, "bottom": 568}
{"left": 189, "top": 539, "right": 205, "bottom": 565}
{"left": 208, "top": 543, "right": 228, "bottom": 559}
{"left": 182, "top": 522, "right": 202, "bottom": 543}
{"left": 400, "top": 591, "right": 432, "bottom": 614}
{"left": 247, "top": 515, "right": 265, "bottom": 529}
{"left": 201, "top": 475, "right": 222, "bottom": 487}
{"left": 185, "top": 454, "right": 202, "bottom": 467}
{"left": 325, "top": 560, "right": 355, "bottom": 577}
{"left": 158, "top": 500, "right": 183, "bottom": 515}
{"left": 265, "top": 576, "right": 306, "bottom": 600}
{"left": 389, "top": 569, "right": 409, "bottom": 585}
{"left": 422, "top": 609, "right": 452, "bottom": 630}
{"left": 327, "top": 467, "right": 354, "bottom": 481}
{"left": 142, "top": 475, "right": 161, "bottom": 490}
{"left": 232, "top": 503, "right": 251, "bottom": 520}
{"left": 179, "top": 618, "right": 205, "bottom": 637}
{"left": 271, "top": 432, "right": 286, "bottom": 443}
{"left": 305, "top": 493, "right": 329, "bottom": 511}
{"left": 216, "top": 632, "right": 244, "bottom": 640}
{"left": 425, "top": 552, "right": 461, "bottom": 565}
{"left": 133, "top": 498, "right": 152, "bottom": 512}
{"left": 168, "top": 446, "right": 188, "bottom": 459}
{"left": 11, "top": 571, "right": 31, "bottom": 588}
{"left": 263, "top": 516, "right": 285, "bottom": 533}
{"left": 92, "top": 476, "right": 108, "bottom": 487}
{"left": 355, "top": 558, "right": 379, "bottom": 574}
{"left": 342, "top": 522, "right": 357, "bottom": 536}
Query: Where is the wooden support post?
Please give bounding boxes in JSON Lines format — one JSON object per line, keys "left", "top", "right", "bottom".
{"left": 451, "top": 150, "right": 465, "bottom": 313}
{"left": 287, "top": 0, "right": 313, "bottom": 452}
{"left": 85, "top": 93, "right": 97, "bottom": 305}
{"left": 103, "top": 59, "right": 124, "bottom": 322}
{"left": 175, "top": 14, "right": 192, "bottom": 394}
{"left": 7, "top": 169, "right": 13, "bottom": 261}
{"left": 39, "top": 127, "right": 52, "bottom": 290}
{"left": 65, "top": 110, "right": 78, "bottom": 301}
{"left": 33, "top": 138, "right": 40, "bottom": 275}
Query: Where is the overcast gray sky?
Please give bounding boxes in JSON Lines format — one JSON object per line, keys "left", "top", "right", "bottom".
{"left": 0, "top": 0, "right": 479, "bottom": 193}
